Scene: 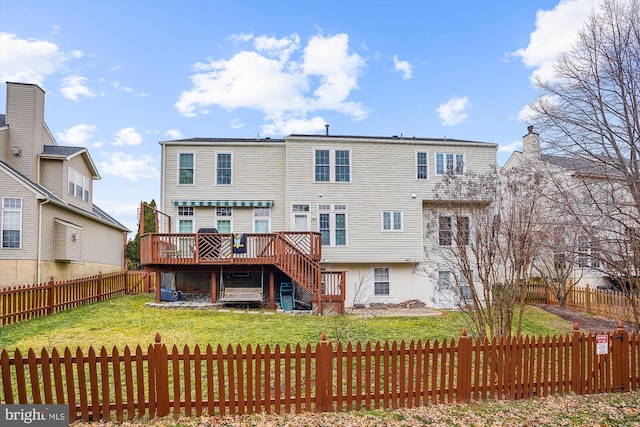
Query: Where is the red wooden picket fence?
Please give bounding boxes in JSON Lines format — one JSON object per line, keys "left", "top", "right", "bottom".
{"left": 0, "top": 270, "right": 153, "bottom": 326}
{"left": 1, "top": 324, "right": 639, "bottom": 423}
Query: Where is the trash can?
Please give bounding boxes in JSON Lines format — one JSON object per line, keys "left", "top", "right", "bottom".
{"left": 160, "top": 288, "right": 182, "bottom": 302}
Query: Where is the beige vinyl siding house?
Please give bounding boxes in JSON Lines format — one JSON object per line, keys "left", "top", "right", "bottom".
{"left": 0, "top": 82, "right": 128, "bottom": 287}
{"left": 159, "top": 133, "right": 497, "bottom": 308}
{"left": 160, "top": 139, "right": 287, "bottom": 233}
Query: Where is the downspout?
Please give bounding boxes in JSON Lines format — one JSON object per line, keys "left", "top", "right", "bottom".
{"left": 37, "top": 198, "right": 50, "bottom": 284}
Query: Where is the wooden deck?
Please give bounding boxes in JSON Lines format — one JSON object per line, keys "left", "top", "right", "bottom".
{"left": 139, "top": 231, "right": 345, "bottom": 314}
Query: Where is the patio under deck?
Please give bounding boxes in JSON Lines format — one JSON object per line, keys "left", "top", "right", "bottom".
{"left": 139, "top": 231, "right": 345, "bottom": 314}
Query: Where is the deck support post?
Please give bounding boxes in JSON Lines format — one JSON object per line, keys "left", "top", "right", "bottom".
{"left": 211, "top": 271, "right": 217, "bottom": 304}
{"left": 269, "top": 272, "right": 275, "bottom": 310}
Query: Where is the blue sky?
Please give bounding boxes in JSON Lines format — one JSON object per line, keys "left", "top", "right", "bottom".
{"left": 0, "top": 0, "right": 600, "bottom": 235}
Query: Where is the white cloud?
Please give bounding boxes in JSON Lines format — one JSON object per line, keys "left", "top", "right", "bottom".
{"left": 436, "top": 96, "right": 469, "bottom": 126}
{"left": 230, "top": 119, "right": 244, "bottom": 129}
{"left": 513, "top": 0, "right": 599, "bottom": 82}
{"left": 255, "top": 34, "right": 300, "bottom": 62}
{"left": 393, "top": 55, "right": 412, "bottom": 80}
{"left": 0, "top": 32, "right": 69, "bottom": 85}
{"left": 60, "top": 75, "right": 96, "bottom": 101}
{"left": 498, "top": 140, "right": 523, "bottom": 153}
{"left": 98, "top": 152, "right": 159, "bottom": 180}
{"left": 113, "top": 127, "right": 142, "bottom": 146}
{"left": 261, "top": 116, "right": 327, "bottom": 136}
{"left": 56, "top": 124, "right": 97, "bottom": 145}
{"left": 165, "top": 129, "right": 183, "bottom": 139}
{"left": 175, "top": 32, "right": 367, "bottom": 135}
{"left": 227, "top": 32, "right": 254, "bottom": 43}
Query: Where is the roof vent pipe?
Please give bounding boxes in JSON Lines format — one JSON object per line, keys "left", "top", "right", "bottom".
{"left": 325, "top": 124, "right": 329, "bottom": 136}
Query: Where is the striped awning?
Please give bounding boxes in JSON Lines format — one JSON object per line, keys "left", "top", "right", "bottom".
{"left": 172, "top": 200, "right": 274, "bottom": 207}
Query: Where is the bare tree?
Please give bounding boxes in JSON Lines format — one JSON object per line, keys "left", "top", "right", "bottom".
{"left": 532, "top": 225, "right": 585, "bottom": 308}
{"left": 528, "top": 0, "right": 640, "bottom": 329}
{"left": 423, "top": 166, "right": 544, "bottom": 340}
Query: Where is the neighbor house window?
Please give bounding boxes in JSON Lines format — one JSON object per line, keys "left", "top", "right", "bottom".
{"left": 319, "top": 204, "right": 347, "bottom": 246}
{"left": 216, "top": 153, "right": 232, "bottom": 185}
{"left": 459, "top": 271, "right": 472, "bottom": 301}
{"left": 578, "top": 237, "right": 600, "bottom": 268}
{"left": 2, "top": 198, "right": 21, "bottom": 249}
{"left": 382, "top": 211, "right": 403, "bottom": 231}
{"left": 435, "top": 153, "right": 465, "bottom": 175}
{"left": 416, "top": 152, "right": 428, "bottom": 179}
{"left": 216, "top": 207, "right": 232, "bottom": 232}
{"left": 68, "top": 168, "right": 90, "bottom": 202}
{"left": 314, "top": 149, "right": 351, "bottom": 183}
{"left": 439, "top": 216, "right": 452, "bottom": 246}
{"left": 178, "top": 206, "right": 194, "bottom": 233}
{"left": 439, "top": 215, "right": 469, "bottom": 245}
{"left": 253, "top": 207, "right": 270, "bottom": 233}
{"left": 374, "top": 267, "right": 390, "bottom": 295}
{"left": 457, "top": 216, "right": 470, "bottom": 245}
{"left": 438, "top": 271, "right": 451, "bottom": 289}
{"left": 178, "top": 153, "right": 194, "bottom": 185}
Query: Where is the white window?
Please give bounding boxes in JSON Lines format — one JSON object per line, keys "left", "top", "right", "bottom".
{"left": 292, "top": 204, "right": 310, "bottom": 231}
{"left": 435, "top": 153, "right": 465, "bottom": 175}
{"left": 416, "top": 151, "right": 428, "bottom": 179}
{"left": 216, "top": 153, "right": 232, "bottom": 185}
{"left": 2, "top": 198, "right": 22, "bottom": 249}
{"left": 439, "top": 216, "right": 452, "bottom": 246}
{"left": 438, "top": 270, "right": 451, "bottom": 288}
{"left": 459, "top": 271, "right": 472, "bottom": 301}
{"left": 68, "top": 168, "right": 90, "bottom": 202}
{"left": 178, "top": 152, "right": 195, "bottom": 185}
{"left": 578, "top": 237, "right": 600, "bottom": 268}
{"left": 318, "top": 204, "right": 347, "bottom": 246}
{"left": 216, "top": 207, "right": 232, "bottom": 233}
{"left": 253, "top": 207, "right": 270, "bottom": 233}
{"left": 382, "top": 211, "right": 403, "bottom": 231}
{"left": 374, "top": 267, "right": 390, "bottom": 295}
{"left": 314, "top": 149, "right": 351, "bottom": 183}
{"left": 439, "top": 215, "right": 469, "bottom": 246}
{"left": 178, "top": 206, "right": 194, "bottom": 233}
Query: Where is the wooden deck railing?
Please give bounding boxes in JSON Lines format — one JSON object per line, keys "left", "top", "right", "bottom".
{"left": 2, "top": 325, "right": 639, "bottom": 422}
{"left": 140, "top": 232, "right": 322, "bottom": 266}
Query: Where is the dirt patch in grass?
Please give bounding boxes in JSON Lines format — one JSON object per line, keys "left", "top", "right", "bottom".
{"left": 535, "top": 304, "right": 637, "bottom": 333}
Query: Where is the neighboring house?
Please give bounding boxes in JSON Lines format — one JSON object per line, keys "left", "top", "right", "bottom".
{"left": 0, "top": 82, "right": 129, "bottom": 287}
{"left": 142, "top": 131, "right": 497, "bottom": 310}
{"left": 503, "top": 126, "right": 609, "bottom": 289}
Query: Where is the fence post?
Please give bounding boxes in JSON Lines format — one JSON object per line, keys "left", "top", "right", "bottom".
{"left": 315, "top": 332, "right": 332, "bottom": 412}
{"left": 585, "top": 286, "right": 591, "bottom": 313}
{"left": 611, "top": 321, "right": 629, "bottom": 392}
{"left": 47, "top": 276, "right": 55, "bottom": 315}
{"left": 97, "top": 271, "right": 103, "bottom": 302}
{"left": 153, "top": 333, "right": 170, "bottom": 416}
{"left": 124, "top": 268, "right": 129, "bottom": 295}
{"left": 571, "top": 322, "right": 582, "bottom": 395}
{"left": 456, "top": 328, "right": 472, "bottom": 403}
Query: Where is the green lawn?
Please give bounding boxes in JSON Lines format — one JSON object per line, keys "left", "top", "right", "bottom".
{"left": 0, "top": 294, "right": 574, "bottom": 352}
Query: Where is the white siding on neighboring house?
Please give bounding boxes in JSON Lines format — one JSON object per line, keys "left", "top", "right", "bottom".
{"left": 0, "top": 174, "right": 38, "bottom": 260}
{"left": 0, "top": 82, "right": 128, "bottom": 287}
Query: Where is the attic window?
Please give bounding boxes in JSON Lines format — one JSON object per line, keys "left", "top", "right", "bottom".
{"left": 68, "top": 167, "right": 90, "bottom": 202}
